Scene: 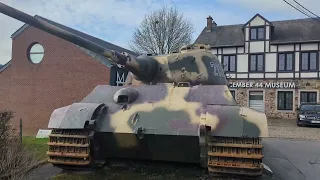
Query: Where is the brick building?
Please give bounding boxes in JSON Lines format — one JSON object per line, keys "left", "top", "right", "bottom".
{"left": 195, "top": 14, "right": 320, "bottom": 120}
{"left": 0, "top": 15, "right": 136, "bottom": 135}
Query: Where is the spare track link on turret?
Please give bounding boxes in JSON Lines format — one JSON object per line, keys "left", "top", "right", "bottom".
{"left": 207, "top": 136, "right": 264, "bottom": 178}
{"left": 47, "top": 129, "right": 102, "bottom": 170}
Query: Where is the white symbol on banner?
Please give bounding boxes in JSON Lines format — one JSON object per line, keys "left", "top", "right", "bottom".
{"left": 116, "top": 71, "right": 126, "bottom": 86}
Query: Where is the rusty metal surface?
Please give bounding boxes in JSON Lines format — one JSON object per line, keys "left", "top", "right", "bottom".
{"left": 207, "top": 136, "right": 264, "bottom": 177}
{"left": 47, "top": 129, "right": 92, "bottom": 166}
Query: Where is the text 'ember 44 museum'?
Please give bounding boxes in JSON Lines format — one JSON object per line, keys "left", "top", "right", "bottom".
{"left": 0, "top": 2, "right": 268, "bottom": 178}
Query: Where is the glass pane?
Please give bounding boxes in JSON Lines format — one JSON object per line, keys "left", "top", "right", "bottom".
{"left": 285, "top": 92, "right": 293, "bottom": 110}
{"left": 258, "top": 28, "right": 264, "bottom": 39}
{"left": 223, "top": 56, "right": 229, "bottom": 71}
{"left": 250, "top": 55, "right": 256, "bottom": 71}
{"left": 30, "top": 43, "right": 44, "bottom": 53}
{"left": 310, "top": 53, "right": 317, "bottom": 70}
{"left": 229, "top": 56, "right": 236, "bottom": 71}
{"left": 301, "top": 53, "right": 309, "bottom": 70}
{"left": 250, "top": 29, "right": 256, "bottom": 40}
{"left": 300, "top": 92, "right": 307, "bottom": 103}
{"left": 257, "top": 55, "right": 263, "bottom": 71}
{"left": 30, "top": 54, "right": 44, "bottom": 63}
{"left": 230, "top": 90, "right": 235, "bottom": 99}
{"left": 279, "top": 54, "right": 285, "bottom": 71}
{"left": 278, "top": 92, "right": 285, "bottom": 110}
{"left": 286, "top": 54, "right": 293, "bottom": 71}
{"left": 309, "top": 92, "right": 317, "bottom": 102}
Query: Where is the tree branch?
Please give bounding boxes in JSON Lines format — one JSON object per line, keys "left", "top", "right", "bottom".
{"left": 128, "top": 6, "right": 195, "bottom": 55}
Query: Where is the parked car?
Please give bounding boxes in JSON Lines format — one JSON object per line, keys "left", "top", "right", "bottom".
{"left": 296, "top": 102, "right": 320, "bottom": 127}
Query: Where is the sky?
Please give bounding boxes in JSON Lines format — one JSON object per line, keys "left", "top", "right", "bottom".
{"left": 0, "top": 0, "right": 320, "bottom": 64}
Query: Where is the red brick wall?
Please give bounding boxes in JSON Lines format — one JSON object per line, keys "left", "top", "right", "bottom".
{"left": 0, "top": 26, "right": 110, "bottom": 136}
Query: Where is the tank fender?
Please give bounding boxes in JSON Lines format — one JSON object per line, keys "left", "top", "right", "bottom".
{"left": 240, "top": 106, "right": 269, "bottom": 137}
{"left": 48, "top": 103, "right": 107, "bottom": 129}
{"left": 204, "top": 105, "right": 269, "bottom": 138}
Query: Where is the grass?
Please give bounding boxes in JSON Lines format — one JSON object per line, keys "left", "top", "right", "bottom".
{"left": 22, "top": 136, "right": 49, "bottom": 160}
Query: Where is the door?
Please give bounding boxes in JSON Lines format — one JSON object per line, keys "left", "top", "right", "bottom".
{"left": 249, "top": 91, "right": 264, "bottom": 112}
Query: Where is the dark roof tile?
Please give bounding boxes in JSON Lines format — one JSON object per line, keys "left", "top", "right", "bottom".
{"left": 195, "top": 16, "right": 320, "bottom": 47}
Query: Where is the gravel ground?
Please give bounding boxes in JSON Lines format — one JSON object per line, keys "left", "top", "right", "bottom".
{"left": 267, "top": 119, "right": 320, "bottom": 140}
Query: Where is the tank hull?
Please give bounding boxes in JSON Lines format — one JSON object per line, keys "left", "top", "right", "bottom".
{"left": 94, "top": 132, "right": 200, "bottom": 163}
{"left": 47, "top": 84, "right": 268, "bottom": 177}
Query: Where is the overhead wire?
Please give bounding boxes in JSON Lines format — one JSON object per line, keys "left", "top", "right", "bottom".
{"left": 292, "top": 0, "right": 320, "bottom": 19}
{"left": 282, "top": 0, "right": 320, "bottom": 22}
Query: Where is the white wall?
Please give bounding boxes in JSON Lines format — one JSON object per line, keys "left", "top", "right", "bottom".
{"left": 214, "top": 41, "right": 320, "bottom": 79}
{"left": 250, "top": 41, "right": 264, "bottom": 53}
{"left": 237, "top": 54, "right": 248, "bottom": 72}
{"left": 265, "top": 53, "right": 276, "bottom": 72}
{"left": 301, "top": 43, "right": 318, "bottom": 51}
{"left": 278, "top": 45, "right": 294, "bottom": 52}
{"left": 212, "top": 13, "right": 320, "bottom": 80}
{"left": 250, "top": 16, "right": 265, "bottom": 26}
{"left": 223, "top": 47, "right": 237, "bottom": 54}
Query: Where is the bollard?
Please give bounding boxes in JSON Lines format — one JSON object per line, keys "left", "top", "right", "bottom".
{"left": 20, "top": 118, "right": 22, "bottom": 142}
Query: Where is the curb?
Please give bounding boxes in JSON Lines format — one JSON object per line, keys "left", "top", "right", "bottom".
{"left": 262, "top": 163, "right": 273, "bottom": 176}
{"left": 29, "top": 158, "right": 49, "bottom": 171}
{"left": 0, "top": 158, "right": 48, "bottom": 179}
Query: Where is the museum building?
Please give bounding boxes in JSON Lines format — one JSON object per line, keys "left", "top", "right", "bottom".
{"left": 0, "top": 15, "right": 134, "bottom": 135}
{"left": 195, "top": 14, "right": 320, "bottom": 119}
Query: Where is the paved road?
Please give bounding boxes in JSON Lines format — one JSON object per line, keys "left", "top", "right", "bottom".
{"left": 263, "top": 138, "right": 320, "bottom": 180}
{"left": 27, "top": 138, "right": 320, "bottom": 180}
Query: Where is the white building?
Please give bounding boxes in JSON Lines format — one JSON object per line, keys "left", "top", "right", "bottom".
{"left": 195, "top": 14, "right": 320, "bottom": 119}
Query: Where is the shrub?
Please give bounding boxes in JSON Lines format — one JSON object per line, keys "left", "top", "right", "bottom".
{"left": 0, "top": 110, "right": 39, "bottom": 180}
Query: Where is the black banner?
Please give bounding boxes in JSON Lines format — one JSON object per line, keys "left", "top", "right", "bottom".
{"left": 110, "top": 66, "right": 129, "bottom": 86}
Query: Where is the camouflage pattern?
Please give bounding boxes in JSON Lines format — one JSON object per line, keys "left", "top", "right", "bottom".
{"left": 49, "top": 83, "right": 268, "bottom": 136}
{"left": 0, "top": 2, "right": 269, "bottom": 177}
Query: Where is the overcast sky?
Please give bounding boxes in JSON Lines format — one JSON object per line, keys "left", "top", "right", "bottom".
{"left": 0, "top": 0, "right": 319, "bottom": 64}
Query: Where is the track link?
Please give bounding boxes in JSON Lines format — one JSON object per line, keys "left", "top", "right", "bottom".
{"left": 207, "top": 136, "right": 264, "bottom": 178}
{"left": 47, "top": 129, "right": 103, "bottom": 170}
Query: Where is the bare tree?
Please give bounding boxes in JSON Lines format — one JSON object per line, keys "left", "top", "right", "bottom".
{"left": 0, "top": 110, "right": 39, "bottom": 180}
{"left": 129, "top": 6, "right": 195, "bottom": 55}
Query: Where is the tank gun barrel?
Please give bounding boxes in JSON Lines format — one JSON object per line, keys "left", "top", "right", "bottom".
{"left": 0, "top": 2, "right": 132, "bottom": 66}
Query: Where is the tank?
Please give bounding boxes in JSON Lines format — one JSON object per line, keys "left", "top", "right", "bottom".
{"left": 0, "top": 2, "right": 269, "bottom": 177}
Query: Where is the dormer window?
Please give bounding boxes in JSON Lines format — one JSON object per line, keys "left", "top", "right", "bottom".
{"left": 250, "top": 27, "right": 265, "bottom": 40}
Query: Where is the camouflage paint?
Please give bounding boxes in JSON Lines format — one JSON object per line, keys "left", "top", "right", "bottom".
{"left": 0, "top": 3, "right": 269, "bottom": 176}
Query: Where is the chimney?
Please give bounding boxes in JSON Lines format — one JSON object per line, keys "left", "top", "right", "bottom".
{"left": 206, "top": 15, "right": 216, "bottom": 32}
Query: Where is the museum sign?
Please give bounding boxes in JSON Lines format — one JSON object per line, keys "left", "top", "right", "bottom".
{"left": 229, "top": 81, "right": 296, "bottom": 89}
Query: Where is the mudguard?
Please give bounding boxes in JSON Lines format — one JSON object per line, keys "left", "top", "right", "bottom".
{"left": 48, "top": 103, "right": 106, "bottom": 129}
{"left": 205, "top": 105, "right": 269, "bottom": 138}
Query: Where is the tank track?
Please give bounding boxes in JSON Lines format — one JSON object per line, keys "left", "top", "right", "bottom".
{"left": 207, "top": 136, "right": 264, "bottom": 178}
{"left": 47, "top": 129, "right": 104, "bottom": 170}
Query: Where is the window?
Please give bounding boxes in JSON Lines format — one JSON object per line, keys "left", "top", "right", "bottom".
{"left": 249, "top": 54, "right": 264, "bottom": 72}
{"left": 277, "top": 91, "right": 293, "bottom": 110}
{"left": 250, "top": 27, "right": 265, "bottom": 40}
{"left": 300, "top": 52, "right": 318, "bottom": 71}
{"left": 28, "top": 43, "right": 44, "bottom": 64}
{"left": 300, "top": 91, "right": 317, "bottom": 104}
{"left": 278, "top": 53, "right": 294, "bottom": 71}
{"left": 249, "top": 91, "right": 264, "bottom": 112}
{"left": 222, "top": 55, "right": 236, "bottom": 72}
{"left": 229, "top": 90, "right": 236, "bottom": 99}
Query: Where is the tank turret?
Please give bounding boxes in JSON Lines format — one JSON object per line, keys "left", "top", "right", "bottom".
{"left": 0, "top": 2, "right": 227, "bottom": 86}
{"left": 0, "top": 2, "right": 269, "bottom": 178}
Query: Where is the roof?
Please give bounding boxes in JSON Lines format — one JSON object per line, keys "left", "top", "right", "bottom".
{"left": 0, "top": 60, "right": 11, "bottom": 73}
{"left": 11, "top": 15, "right": 138, "bottom": 56}
{"left": 194, "top": 15, "right": 320, "bottom": 47}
